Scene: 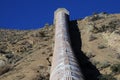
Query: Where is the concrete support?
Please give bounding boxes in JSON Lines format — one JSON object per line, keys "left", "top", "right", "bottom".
{"left": 50, "top": 8, "right": 84, "bottom": 80}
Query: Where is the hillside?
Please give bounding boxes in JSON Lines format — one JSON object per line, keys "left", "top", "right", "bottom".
{"left": 0, "top": 13, "right": 120, "bottom": 80}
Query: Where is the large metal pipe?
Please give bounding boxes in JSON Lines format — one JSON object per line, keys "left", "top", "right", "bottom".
{"left": 50, "top": 8, "right": 84, "bottom": 80}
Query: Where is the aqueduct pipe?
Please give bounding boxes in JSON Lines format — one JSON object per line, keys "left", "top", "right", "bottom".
{"left": 50, "top": 8, "right": 84, "bottom": 80}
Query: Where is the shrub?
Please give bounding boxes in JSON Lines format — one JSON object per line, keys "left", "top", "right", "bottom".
{"left": 39, "top": 32, "right": 46, "bottom": 37}
{"left": 115, "top": 30, "right": 120, "bottom": 35}
{"left": 91, "top": 15, "right": 100, "bottom": 21}
{"left": 86, "top": 52, "right": 95, "bottom": 58}
{"left": 33, "top": 66, "right": 49, "bottom": 80}
{"left": 92, "top": 20, "right": 120, "bottom": 33}
{"left": 89, "top": 12, "right": 101, "bottom": 21}
{"left": 0, "top": 60, "right": 11, "bottom": 75}
{"left": 114, "top": 53, "right": 120, "bottom": 59}
{"left": 98, "top": 74, "right": 116, "bottom": 80}
{"left": 110, "top": 64, "right": 120, "bottom": 73}
{"left": 96, "top": 61, "right": 110, "bottom": 69}
{"left": 89, "top": 35, "right": 97, "bottom": 41}
{"left": 45, "top": 23, "right": 49, "bottom": 27}
{"left": 90, "top": 59, "right": 100, "bottom": 66}
{"left": 100, "top": 62, "right": 110, "bottom": 69}
{"left": 98, "top": 74, "right": 117, "bottom": 80}
{"left": 98, "top": 45, "right": 106, "bottom": 49}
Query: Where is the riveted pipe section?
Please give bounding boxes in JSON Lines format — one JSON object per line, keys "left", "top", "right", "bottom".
{"left": 50, "top": 8, "right": 84, "bottom": 80}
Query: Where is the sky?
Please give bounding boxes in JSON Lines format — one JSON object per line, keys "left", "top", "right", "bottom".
{"left": 0, "top": 0, "right": 120, "bottom": 30}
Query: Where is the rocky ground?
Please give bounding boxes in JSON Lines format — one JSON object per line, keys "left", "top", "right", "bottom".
{"left": 78, "top": 13, "right": 120, "bottom": 80}
{"left": 0, "top": 25, "right": 54, "bottom": 80}
{"left": 0, "top": 13, "right": 120, "bottom": 80}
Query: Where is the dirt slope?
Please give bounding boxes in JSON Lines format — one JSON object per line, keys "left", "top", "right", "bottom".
{"left": 0, "top": 13, "right": 120, "bottom": 80}
{"left": 0, "top": 26, "right": 54, "bottom": 80}
{"left": 78, "top": 13, "right": 120, "bottom": 80}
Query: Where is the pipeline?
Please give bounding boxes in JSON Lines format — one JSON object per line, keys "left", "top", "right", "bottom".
{"left": 50, "top": 8, "right": 84, "bottom": 80}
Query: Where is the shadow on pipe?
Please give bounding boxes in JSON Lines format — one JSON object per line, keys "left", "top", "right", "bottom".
{"left": 69, "top": 20, "right": 100, "bottom": 80}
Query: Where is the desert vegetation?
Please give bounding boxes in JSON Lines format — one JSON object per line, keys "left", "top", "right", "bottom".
{"left": 0, "top": 13, "right": 120, "bottom": 80}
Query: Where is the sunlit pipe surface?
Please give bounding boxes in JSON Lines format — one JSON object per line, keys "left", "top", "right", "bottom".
{"left": 50, "top": 8, "right": 84, "bottom": 80}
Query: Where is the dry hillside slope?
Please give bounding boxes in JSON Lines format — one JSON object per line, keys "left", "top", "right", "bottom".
{"left": 0, "top": 13, "right": 120, "bottom": 80}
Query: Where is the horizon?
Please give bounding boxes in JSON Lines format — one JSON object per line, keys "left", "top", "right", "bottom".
{"left": 0, "top": 0, "right": 120, "bottom": 30}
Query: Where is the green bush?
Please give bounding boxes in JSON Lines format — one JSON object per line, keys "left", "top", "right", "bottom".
{"left": 98, "top": 45, "right": 106, "bottom": 49}
{"left": 98, "top": 74, "right": 116, "bottom": 80}
{"left": 110, "top": 64, "right": 120, "bottom": 73}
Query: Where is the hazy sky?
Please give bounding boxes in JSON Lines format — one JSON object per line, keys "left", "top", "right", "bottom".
{"left": 0, "top": 0, "right": 120, "bottom": 30}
